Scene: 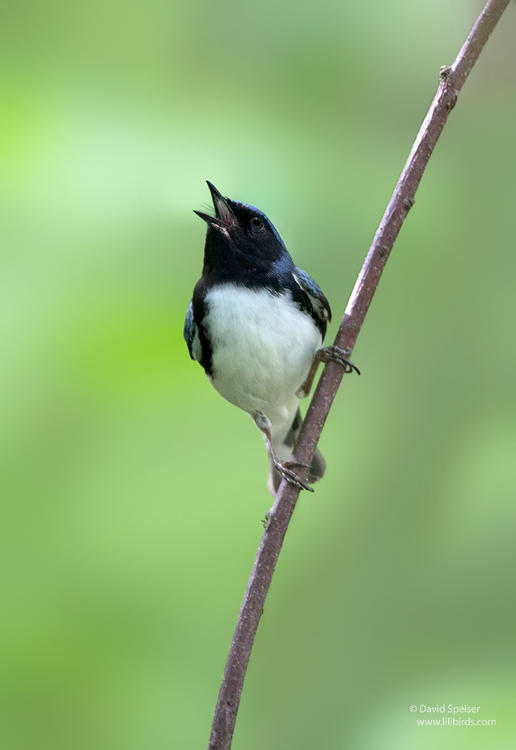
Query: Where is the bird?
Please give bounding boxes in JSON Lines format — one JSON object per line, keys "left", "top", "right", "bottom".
{"left": 184, "top": 181, "right": 359, "bottom": 495}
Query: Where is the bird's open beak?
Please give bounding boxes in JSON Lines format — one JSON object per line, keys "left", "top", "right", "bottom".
{"left": 194, "top": 181, "right": 235, "bottom": 228}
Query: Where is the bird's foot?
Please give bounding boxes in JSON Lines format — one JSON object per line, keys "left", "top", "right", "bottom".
{"left": 318, "top": 346, "right": 361, "bottom": 375}
{"left": 296, "top": 346, "right": 360, "bottom": 399}
{"left": 272, "top": 457, "right": 314, "bottom": 493}
{"left": 253, "top": 409, "right": 314, "bottom": 493}
{"left": 283, "top": 458, "right": 311, "bottom": 470}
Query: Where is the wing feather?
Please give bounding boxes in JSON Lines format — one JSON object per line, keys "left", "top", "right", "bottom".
{"left": 183, "top": 300, "right": 197, "bottom": 360}
{"left": 292, "top": 268, "right": 332, "bottom": 326}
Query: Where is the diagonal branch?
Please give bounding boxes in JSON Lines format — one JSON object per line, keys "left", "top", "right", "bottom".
{"left": 207, "top": 1, "right": 511, "bottom": 748}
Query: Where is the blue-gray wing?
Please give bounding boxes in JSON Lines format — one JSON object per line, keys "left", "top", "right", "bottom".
{"left": 293, "top": 267, "right": 332, "bottom": 326}
{"left": 183, "top": 300, "right": 197, "bottom": 360}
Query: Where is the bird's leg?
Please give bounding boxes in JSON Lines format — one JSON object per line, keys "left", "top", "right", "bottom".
{"left": 253, "top": 411, "right": 314, "bottom": 493}
{"left": 296, "top": 355, "right": 322, "bottom": 399}
{"left": 296, "top": 346, "right": 361, "bottom": 399}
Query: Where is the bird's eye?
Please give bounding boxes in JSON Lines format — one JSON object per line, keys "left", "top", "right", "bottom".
{"left": 250, "top": 216, "right": 264, "bottom": 231}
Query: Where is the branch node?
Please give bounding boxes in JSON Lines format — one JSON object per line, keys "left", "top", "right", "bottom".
{"left": 403, "top": 196, "right": 415, "bottom": 211}
{"left": 440, "top": 65, "right": 452, "bottom": 80}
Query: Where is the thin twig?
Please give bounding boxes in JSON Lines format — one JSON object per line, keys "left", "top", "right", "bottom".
{"left": 207, "top": 2, "right": 511, "bottom": 747}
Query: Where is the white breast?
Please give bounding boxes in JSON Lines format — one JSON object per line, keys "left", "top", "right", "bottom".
{"left": 204, "top": 284, "right": 321, "bottom": 427}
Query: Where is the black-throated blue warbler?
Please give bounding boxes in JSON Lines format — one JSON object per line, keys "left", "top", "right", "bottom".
{"left": 184, "top": 182, "right": 359, "bottom": 494}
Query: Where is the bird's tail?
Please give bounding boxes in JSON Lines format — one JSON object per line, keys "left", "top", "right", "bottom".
{"left": 268, "top": 408, "right": 326, "bottom": 495}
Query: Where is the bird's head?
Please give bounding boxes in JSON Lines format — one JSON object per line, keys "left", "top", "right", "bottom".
{"left": 195, "top": 182, "right": 290, "bottom": 274}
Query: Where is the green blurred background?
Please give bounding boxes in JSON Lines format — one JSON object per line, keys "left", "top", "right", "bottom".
{"left": 2, "top": 1, "right": 516, "bottom": 748}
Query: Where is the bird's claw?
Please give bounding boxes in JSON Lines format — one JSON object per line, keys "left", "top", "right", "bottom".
{"left": 320, "top": 346, "right": 360, "bottom": 375}
{"left": 283, "top": 458, "right": 311, "bottom": 470}
{"left": 274, "top": 460, "right": 314, "bottom": 492}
